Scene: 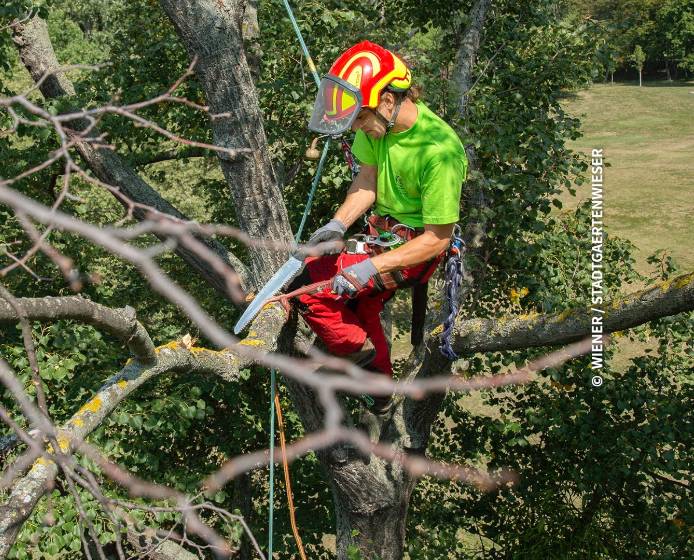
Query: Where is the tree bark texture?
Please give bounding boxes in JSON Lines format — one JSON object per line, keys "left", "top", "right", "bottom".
{"left": 328, "top": 459, "right": 416, "bottom": 560}
{"left": 11, "top": 16, "right": 250, "bottom": 296}
{"left": 452, "top": 272, "right": 694, "bottom": 355}
{"left": 159, "top": 0, "right": 293, "bottom": 287}
{"left": 454, "top": 0, "right": 492, "bottom": 120}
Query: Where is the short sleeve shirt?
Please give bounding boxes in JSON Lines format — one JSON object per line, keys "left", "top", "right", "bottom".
{"left": 350, "top": 101, "right": 467, "bottom": 228}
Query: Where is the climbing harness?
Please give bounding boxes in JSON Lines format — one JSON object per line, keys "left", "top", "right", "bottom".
{"left": 340, "top": 137, "right": 360, "bottom": 179}
{"left": 439, "top": 225, "right": 466, "bottom": 360}
{"left": 364, "top": 214, "right": 444, "bottom": 292}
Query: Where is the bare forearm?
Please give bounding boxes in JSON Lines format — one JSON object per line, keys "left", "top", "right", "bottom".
{"left": 371, "top": 231, "right": 450, "bottom": 273}
{"left": 333, "top": 165, "right": 377, "bottom": 228}
{"left": 333, "top": 187, "right": 376, "bottom": 227}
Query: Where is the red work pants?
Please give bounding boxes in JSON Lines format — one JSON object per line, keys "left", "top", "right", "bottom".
{"left": 297, "top": 252, "right": 439, "bottom": 376}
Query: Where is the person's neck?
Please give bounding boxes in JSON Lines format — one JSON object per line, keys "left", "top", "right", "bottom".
{"left": 390, "top": 98, "right": 418, "bottom": 133}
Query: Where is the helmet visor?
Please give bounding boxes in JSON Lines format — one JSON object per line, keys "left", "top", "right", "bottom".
{"left": 309, "top": 76, "right": 362, "bottom": 135}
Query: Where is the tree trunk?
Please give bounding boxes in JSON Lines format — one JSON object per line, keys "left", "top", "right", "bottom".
{"left": 330, "top": 464, "right": 416, "bottom": 560}
{"left": 159, "top": 0, "right": 293, "bottom": 287}
{"left": 639, "top": 69, "right": 642, "bottom": 86}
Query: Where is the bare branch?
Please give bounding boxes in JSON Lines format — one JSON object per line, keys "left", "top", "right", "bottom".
{"left": 0, "top": 284, "right": 49, "bottom": 417}
{"left": 130, "top": 146, "right": 211, "bottom": 167}
{"left": 9, "top": 16, "right": 250, "bottom": 296}
{"left": 0, "top": 341, "right": 244, "bottom": 556}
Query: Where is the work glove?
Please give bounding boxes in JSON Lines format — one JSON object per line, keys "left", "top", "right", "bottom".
{"left": 308, "top": 219, "right": 346, "bottom": 246}
{"left": 332, "top": 258, "right": 378, "bottom": 297}
{"left": 297, "top": 219, "right": 347, "bottom": 257}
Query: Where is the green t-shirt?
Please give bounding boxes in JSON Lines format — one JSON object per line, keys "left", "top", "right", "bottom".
{"left": 351, "top": 101, "right": 467, "bottom": 228}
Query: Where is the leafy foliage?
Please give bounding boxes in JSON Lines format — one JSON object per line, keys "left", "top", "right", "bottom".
{"left": 1, "top": 0, "right": 691, "bottom": 558}
{"left": 564, "top": 0, "right": 693, "bottom": 81}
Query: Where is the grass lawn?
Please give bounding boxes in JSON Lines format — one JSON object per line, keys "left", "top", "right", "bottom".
{"left": 557, "top": 81, "right": 694, "bottom": 371}
{"left": 393, "top": 82, "right": 693, "bottom": 387}
{"left": 559, "top": 81, "right": 694, "bottom": 275}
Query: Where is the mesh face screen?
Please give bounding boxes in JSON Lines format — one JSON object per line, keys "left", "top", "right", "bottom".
{"left": 309, "top": 77, "right": 362, "bottom": 135}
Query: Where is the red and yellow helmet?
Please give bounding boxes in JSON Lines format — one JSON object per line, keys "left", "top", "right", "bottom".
{"left": 309, "top": 41, "right": 412, "bottom": 135}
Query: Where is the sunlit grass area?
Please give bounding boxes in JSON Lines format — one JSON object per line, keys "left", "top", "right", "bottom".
{"left": 558, "top": 81, "right": 694, "bottom": 371}
{"left": 560, "top": 81, "right": 694, "bottom": 275}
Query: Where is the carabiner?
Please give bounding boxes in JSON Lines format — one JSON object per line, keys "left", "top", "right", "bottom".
{"left": 390, "top": 223, "right": 415, "bottom": 237}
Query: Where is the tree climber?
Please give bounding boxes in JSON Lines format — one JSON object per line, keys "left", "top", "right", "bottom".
{"left": 294, "top": 41, "right": 468, "bottom": 413}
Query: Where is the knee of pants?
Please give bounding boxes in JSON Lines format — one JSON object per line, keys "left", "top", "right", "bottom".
{"left": 298, "top": 290, "right": 368, "bottom": 356}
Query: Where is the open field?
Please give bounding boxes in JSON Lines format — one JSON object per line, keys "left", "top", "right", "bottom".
{"left": 559, "top": 82, "right": 694, "bottom": 370}
{"left": 560, "top": 81, "right": 694, "bottom": 275}
{"left": 393, "top": 82, "right": 693, "bottom": 380}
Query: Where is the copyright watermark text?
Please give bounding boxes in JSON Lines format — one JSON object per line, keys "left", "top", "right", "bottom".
{"left": 590, "top": 148, "right": 604, "bottom": 386}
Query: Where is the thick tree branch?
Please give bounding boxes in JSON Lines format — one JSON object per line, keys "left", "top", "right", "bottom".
{"left": 451, "top": 272, "right": 694, "bottom": 355}
{"left": 0, "top": 296, "right": 156, "bottom": 363}
{"left": 10, "top": 16, "right": 249, "bottom": 296}
{"left": 455, "top": 0, "right": 492, "bottom": 119}
{"left": 0, "top": 341, "right": 242, "bottom": 556}
{"left": 130, "top": 147, "right": 211, "bottom": 167}
{"left": 159, "top": 0, "right": 293, "bottom": 286}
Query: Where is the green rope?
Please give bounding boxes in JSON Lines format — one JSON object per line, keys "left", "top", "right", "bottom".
{"left": 269, "top": 3, "right": 325, "bottom": 558}
{"left": 282, "top": 0, "right": 321, "bottom": 88}
{"left": 267, "top": 136, "right": 328, "bottom": 555}
{"left": 268, "top": 368, "right": 276, "bottom": 557}
{"left": 296, "top": 140, "right": 330, "bottom": 241}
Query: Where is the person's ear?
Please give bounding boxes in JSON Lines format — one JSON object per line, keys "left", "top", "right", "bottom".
{"left": 381, "top": 91, "right": 395, "bottom": 110}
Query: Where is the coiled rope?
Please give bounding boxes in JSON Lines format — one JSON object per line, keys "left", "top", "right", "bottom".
{"left": 439, "top": 225, "right": 465, "bottom": 360}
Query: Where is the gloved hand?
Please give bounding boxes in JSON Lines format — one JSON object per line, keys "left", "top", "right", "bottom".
{"left": 332, "top": 259, "right": 378, "bottom": 297}
{"left": 308, "top": 219, "right": 346, "bottom": 245}
{"left": 297, "top": 219, "right": 347, "bottom": 257}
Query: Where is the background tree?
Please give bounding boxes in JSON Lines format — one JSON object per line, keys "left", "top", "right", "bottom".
{"left": 565, "top": 0, "right": 693, "bottom": 81}
{"left": 656, "top": 0, "right": 694, "bottom": 78}
{"left": 631, "top": 44, "right": 646, "bottom": 85}
{"left": 1, "top": 1, "right": 692, "bottom": 559}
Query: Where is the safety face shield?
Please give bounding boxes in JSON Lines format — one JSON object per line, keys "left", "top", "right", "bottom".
{"left": 308, "top": 75, "right": 363, "bottom": 136}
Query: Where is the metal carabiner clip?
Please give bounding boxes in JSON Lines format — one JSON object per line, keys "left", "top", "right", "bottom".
{"left": 390, "top": 223, "right": 415, "bottom": 238}
{"left": 368, "top": 232, "right": 402, "bottom": 248}
{"left": 345, "top": 234, "right": 370, "bottom": 254}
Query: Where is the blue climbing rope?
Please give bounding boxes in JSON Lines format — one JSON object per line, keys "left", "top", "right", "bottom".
{"left": 439, "top": 226, "right": 466, "bottom": 360}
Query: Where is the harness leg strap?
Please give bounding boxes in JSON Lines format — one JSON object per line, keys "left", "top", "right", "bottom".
{"left": 411, "top": 282, "right": 428, "bottom": 346}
